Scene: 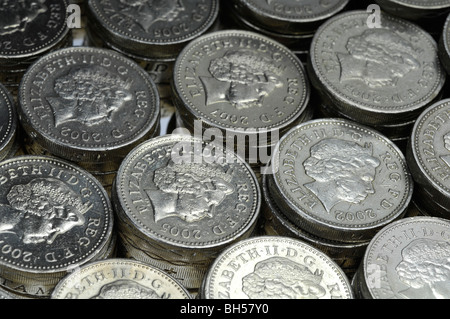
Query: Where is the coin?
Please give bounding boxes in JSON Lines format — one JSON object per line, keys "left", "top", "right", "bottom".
{"left": 269, "top": 118, "right": 413, "bottom": 243}
{"left": 0, "top": 155, "right": 114, "bottom": 297}
{"left": 0, "top": 83, "right": 17, "bottom": 161}
{"left": 375, "top": 0, "right": 450, "bottom": 21}
{"left": 357, "top": 216, "right": 450, "bottom": 299}
{"left": 172, "top": 30, "right": 311, "bottom": 146}
{"left": 0, "top": 0, "right": 70, "bottom": 61}
{"left": 406, "top": 99, "right": 450, "bottom": 208}
{"left": 439, "top": 13, "right": 450, "bottom": 75}
{"left": 231, "top": 0, "right": 350, "bottom": 36}
{"left": 308, "top": 10, "right": 446, "bottom": 126}
{"left": 112, "top": 134, "right": 261, "bottom": 288}
{"left": 18, "top": 46, "right": 160, "bottom": 171}
{"left": 201, "top": 236, "right": 354, "bottom": 299}
{"left": 86, "top": 0, "right": 220, "bottom": 59}
{"left": 51, "top": 258, "right": 192, "bottom": 299}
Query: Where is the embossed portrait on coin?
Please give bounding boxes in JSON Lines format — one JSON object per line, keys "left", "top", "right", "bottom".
{"left": 303, "top": 139, "right": 380, "bottom": 212}
{"left": 200, "top": 50, "right": 284, "bottom": 110}
{"left": 337, "top": 29, "right": 420, "bottom": 88}
{"left": 91, "top": 280, "right": 162, "bottom": 299}
{"left": 441, "top": 132, "right": 450, "bottom": 168}
{"left": 242, "top": 257, "right": 326, "bottom": 299}
{"left": 47, "top": 66, "right": 133, "bottom": 127}
{"left": 0, "top": 178, "right": 90, "bottom": 245}
{"left": 0, "top": 0, "right": 47, "bottom": 36}
{"left": 146, "top": 161, "right": 235, "bottom": 223}
{"left": 119, "top": 0, "right": 185, "bottom": 32}
{"left": 395, "top": 239, "right": 450, "bottom": 299}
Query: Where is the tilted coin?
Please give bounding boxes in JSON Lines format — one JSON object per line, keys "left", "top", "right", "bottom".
{"left": 357, "top": 216, "right": 450, "bottom": 299}
{"left": 269, "top": 118, "right": 413, "bottom": 243}
{"left": 172, "top": 30, "right": 310, "bottom": 146}
{"left": 308, "top": 10, "right": 446, "bottom": 126}
{"left": 439, "top": 13, "right": 450, "bottom": 76}
{"left": 112, "top": 134, "right": 261, "bottom": 287}
{"left": 0, "top": 83, "right": 17, "bottom": 161}
{"left": 86, "top": 0, "right": 220, "bottom": 59}
{"left": 406, "top": 99, "right": 450, "bottom": 209}
{"left": 0, "top": 155, "right": 114, "bottom": 298}
{"left": 51, "top": 258, "right": 192, "bottom": 299}
{"left": 201, "top": 236, "right": 354, "bottom": 299}
{"left": 0, "top": 0, "right": 70, "bottom": 61}
{"left": 231, "top": 0, "right": 350, "bottom": 35}
{"left": 18, "top": 47, "right": 160, "bottom": 172}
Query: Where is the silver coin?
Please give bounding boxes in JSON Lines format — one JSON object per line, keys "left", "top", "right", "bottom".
{"left": 0, "top": 84, "right": 17, "bottom": 161}
{"left": 113, "top": 134, "right": 261, "bottom": 251}
{"left": 86, "top": 0, "right": 219, "bottom": 59}
{"left": 0, "top": 155, "right": 114, "bottom": 297}
{"left": 269, "top": 118, "right": 413, "bottom": 243}
{"left": 201, "top": 236, "right": 354, "bottom": 299}
{"left": 439, "top": 13, "right": 450, "bottom": 75}
{"left": 0, "top": 0, "right": 70, "bottom": 61}
{"left": 18, "top": 47, "right": 160, "bottom": 170}
{"left": 172, "top": 30, "right": 310, "bottom": 140}
{"left": 232, "top": 0, "right": 350, "bottom": 35}
{"left": 407, "top": 99, "right": 450, "bottom": 207}
{"left": 51, "top": 258, "right": 192, "bottom": 299}
{"left": 359, "top": 216, "right": 450, "bottom": 299}
{"left": 309, "top": 10, "right": 446, "bottom": 126}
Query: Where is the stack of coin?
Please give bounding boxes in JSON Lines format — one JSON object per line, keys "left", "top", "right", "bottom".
{"left": 172, "top": 29, "right": 312, "bottom": 171}
{"left": 260, "top": 175, "right": 368, "bottom": 278}
{"left": 200, "top": 236, "right": 354, "bottom": 299}
{"left": 223, "top": 0, "right": 349, "bottom": 57}
{"left": 0, "top": 83, "right": 17, "bottom": 162}
{"left": 406, "top": 99, "right": 450, "bottom": 220}
{"left": 17, "top": 47, "right": 161, "bottom": 193}
{"left": 51, "top": 258, "right": 192, "bottom": 299}
{"left": 112, "top": 134, "right": 261, "bottom": 291}
{"left": 352, "top": 216, "right": 450, "bottom": 299}
{"left": 308, "top": 10, "right": 446, "bottom": 150}
{"left": 0, "top": 155, "right": 115, "bottom": 298}
{"left": 267, "top": 118, "right": 414, "bottom": 245}
{"left": 85, "top": 0, "right": 220, "bottom": 122}
{"left": 0, "top": 0, "right": 71, "bottom": 98}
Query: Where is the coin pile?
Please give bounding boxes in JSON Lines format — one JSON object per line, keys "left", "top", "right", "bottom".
{"left": 308, "top": 10, "right": 446, "bottom": 151}
{"left": 51, "top": 258, "right": 192, "bottom": 299}
{"left": 0, "top": 0, "right": 71, "bottom": 97}
{"left": 172, "top": 29, "right": 313, "bottom": 171}
{"left": 0, "top": 155, "right": 115, "bottom": 298}
{"left": 352, "top": 216, "right": 450, "bottom": 299}
{"left": 406, "top": 99, "right": 450, "bottom": 220}
{"left": 200, "top": 236, "right": 355, "bottom": 299}
{"left": 17, "top": 46, "right": 161, "bottom": 193}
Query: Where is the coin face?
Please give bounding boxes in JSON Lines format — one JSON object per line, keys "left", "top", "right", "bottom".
{"left": 270, "top": 118, "right": 413, "bottom": 243}
{"left": 309, "top": 10, "right": 446, "bottom": 125}
{"left": 408, "top": 99, "right": 450, "bottom": 201}
{"left": 202, "top": 236, "right": 354, "bottom": 299}
{"left": 0, "top": 0, "right": 69, "bottom": 60}
{"left": 0, "top": 155, "right": 114, "bottom": 294}
{"left": 18, "top": 47, "right": 160, "bottom": 164}
{"left": 0, "top": 84, "right": 16, "bottom": 160}
{"left": 173, "top": 30, "right": 310, "bottom": 134}
{"left": 51, "top": 258, "right": 192, "bottom": 299}
{"left": 113, "top": 135, "right": 261, "bottom": 250}
{"left": 234, "top": 0, "right": 349, "bottom": 34}
{"left": 87, "top": 0, "right": 219, "bottom": 59}
{"left": 362, "top": 217, "right": 450, "bottom": 299}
